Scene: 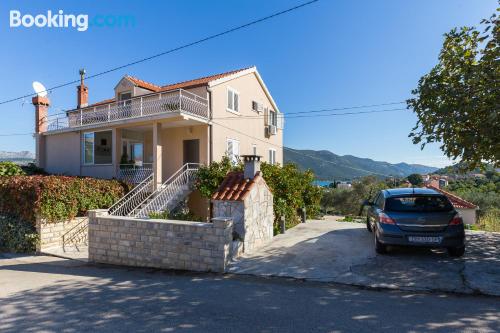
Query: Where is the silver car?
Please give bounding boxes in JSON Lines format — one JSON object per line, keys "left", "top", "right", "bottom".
{"left": 365, "top": 188, "right": 465, "bottom": 257}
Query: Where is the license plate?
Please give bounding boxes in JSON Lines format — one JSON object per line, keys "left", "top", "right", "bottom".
{"left": 408, "top": 236, "right": 442, "bottom": 244}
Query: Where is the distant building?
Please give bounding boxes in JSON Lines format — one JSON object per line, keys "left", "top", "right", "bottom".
{"left": 337, "top": 181, "right": 352, "bottom": 190}
{"left": 427, "top": 185, "right": 478, "bottom": 224}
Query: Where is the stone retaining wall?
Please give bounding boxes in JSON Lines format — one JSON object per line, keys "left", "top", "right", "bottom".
{"left": 36, "top": 216, "right": 87, "bottom": 252}
{"left": 88, "top": 210, "right": 233, "bottom": 272}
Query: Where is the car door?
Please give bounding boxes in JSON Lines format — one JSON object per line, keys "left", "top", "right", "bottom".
{"left": 368, "top": 192, "right": 382, "bottom": 228}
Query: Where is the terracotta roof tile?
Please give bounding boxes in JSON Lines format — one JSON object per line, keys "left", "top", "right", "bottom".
{"left": 85, "top": 67, "right": 252, "bottom": 108}
{"left": 212, "top": 171, "right": 263, "bottom": 201}
{"left": 427, "top": 185, "right": 478, "bottom": 209}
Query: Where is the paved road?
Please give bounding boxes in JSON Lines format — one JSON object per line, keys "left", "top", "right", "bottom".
{"left": 229, "top": 217, "right": 500, "bottom": 296}
{"left": 1, "top": 254, "right": 499, "bottom": 333}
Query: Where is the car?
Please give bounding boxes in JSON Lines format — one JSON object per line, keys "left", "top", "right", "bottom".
{"left": 364, "top": 188, "right": 465, "bottom": 257}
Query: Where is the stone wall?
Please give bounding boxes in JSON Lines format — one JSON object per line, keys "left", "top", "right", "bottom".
{"left": 213, "top": 177, "right": 274, "bottom": 253}
{"left": 88, "top": 210, "right": 233, "bottom": 272}
{"left": 36, "top": 216, "right": 87, "bottom": 252}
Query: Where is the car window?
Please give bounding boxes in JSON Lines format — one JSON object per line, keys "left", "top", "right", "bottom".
{"left": 385, "top": 195, "right": 453, "bottom": 213}
{"left": 372, "top": 193, "right": 380, "bottom": 206}
{"left": 376, "top": 194, "right": 385, "bottom": 208}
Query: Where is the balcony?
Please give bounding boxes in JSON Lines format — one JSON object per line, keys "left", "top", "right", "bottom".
{"left": 46, "top": 89, "right": 209, "bottom": 132}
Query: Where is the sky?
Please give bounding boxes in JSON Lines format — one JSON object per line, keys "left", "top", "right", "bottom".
{"left": 0, "top": 0, "right": 497, "bottom": 167}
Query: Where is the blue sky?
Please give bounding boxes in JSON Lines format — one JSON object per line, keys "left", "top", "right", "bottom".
{"left": 0, "top": 0, "right": 497, "bottom": 167}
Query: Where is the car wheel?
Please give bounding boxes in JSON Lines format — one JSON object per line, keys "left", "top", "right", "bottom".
{"left": 448, "top": 246, "right": 465, "bottom": 257}
{"left": 374, "top": 231, "right": 387, "bottom": 254}
{"left": 366, "top": 216, "right": 372, "bottom": 232}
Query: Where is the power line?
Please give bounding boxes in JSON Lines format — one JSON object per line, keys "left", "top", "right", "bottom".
{"left": 212, "top": 107, "right": 408, "bottom": 120}
{"left": 210, "top": 119, "right": 392, "bottom": 177}
{"left": 0, "top": 133, "right": 33, "bottom": 137}
{"left": 0, "top": 0, "right": 320, "bottom": 106}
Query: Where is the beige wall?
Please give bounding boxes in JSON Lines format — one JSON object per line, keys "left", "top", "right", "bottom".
{"left": 457, "top": 208, "right": 477, "bottom": 225}
{"left": 44, "top": 131, "right": 80, "bottom": 175}
{"left": 161, "top": 124, "right": 209, "bottom": 178}
{"left": 209, "top": 72, "right": 283, "bottom": 165}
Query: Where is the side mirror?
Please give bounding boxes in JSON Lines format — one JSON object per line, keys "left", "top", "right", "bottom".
{"left": 362, "top": 199, "right": 373, "bottom": 206}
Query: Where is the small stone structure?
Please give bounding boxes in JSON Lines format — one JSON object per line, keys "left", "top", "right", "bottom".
{"left": 88, "top": 210, "right": 233, "bottom": 272}
{"left": 36, "top": 216, "right": 87, "bottom": 252}
{"left": 212, "top": 155, "right": 274, "bottom": 253}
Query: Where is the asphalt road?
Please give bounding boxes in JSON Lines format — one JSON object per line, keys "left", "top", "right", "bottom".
{"left": 1, "top": 254, "right": 499, "bottom": 333}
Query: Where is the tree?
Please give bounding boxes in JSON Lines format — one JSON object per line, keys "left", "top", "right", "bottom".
{"left": 407, "top": 173, "right": 423, "bottom": 187}
{"left": 407, "top": 7, "right": 499, "bottom": 170}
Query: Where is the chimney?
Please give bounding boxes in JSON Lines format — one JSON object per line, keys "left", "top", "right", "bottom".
{"left": 242, "top": 155, "right": 261, "bottom": 180}
{"left": 77, "top": 68, "right": 88, "bottom": 108}
{"left": 32, "top": 95, "right": 50, "bottom": 133}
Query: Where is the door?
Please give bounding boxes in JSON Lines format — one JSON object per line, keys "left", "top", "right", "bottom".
{"left": 183, "top": 139, "right": 200, "bottom": 164}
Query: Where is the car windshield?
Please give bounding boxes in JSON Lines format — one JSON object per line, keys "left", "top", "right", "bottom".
{"left": 385, "top": 195, "right": 454, "bottom": 213}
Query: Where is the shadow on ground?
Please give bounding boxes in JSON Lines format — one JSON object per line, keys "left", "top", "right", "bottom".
{"left": 1, "top": 255, "right": 499, "bottom": 333}
{"left": 229, "top": 219, "right": 500, "bottom": 296}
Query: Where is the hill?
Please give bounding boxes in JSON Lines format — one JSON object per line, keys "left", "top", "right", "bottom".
{"left": 284, "top": 147, "right": 438, "bottom": 180}
{"left": 0, "top": 151, "right": 35, "bottom": 164}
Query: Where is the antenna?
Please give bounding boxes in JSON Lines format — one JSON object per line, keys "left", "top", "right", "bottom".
{"left": 32, "top": 81, "right": 48, "bottom": 97}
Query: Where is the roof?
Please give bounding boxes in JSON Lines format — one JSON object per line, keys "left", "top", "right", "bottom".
{"left": 212, "top": 171, "right": 263, "bottom": 201}
{"left": 426, "top": 185, "right": 478, "bottom": 209}
{"left": 87, "top": 67, "right": 253, "bottom": 107}
{"left": 383, "top": 188, "right": 440, "bottom": 197}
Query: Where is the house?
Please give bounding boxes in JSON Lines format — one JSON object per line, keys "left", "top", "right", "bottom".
{"left": 426, "top": 185, "right": 478, "bottom": 224}
{"left": 33, "top": 66, "right": 284, "bottom": 218}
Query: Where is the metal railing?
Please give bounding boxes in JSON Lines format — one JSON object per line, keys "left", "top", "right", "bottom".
{"left": 117, "top": 163, "right": 153, "bottom": 184}
{"left": 46, "top": 89, "right": 209, "bottom": 132}
{"left": 134, "top": 163, "right": 200, "bottom": 218}
{"left": 62, "top": 217, "right": 89, "bottom": 251}
{"left": 109, "top": 174, "right": 154, "bottom": 216}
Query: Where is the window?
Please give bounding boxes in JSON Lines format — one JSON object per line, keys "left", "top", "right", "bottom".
{"left": 83, "top": 131, "right": 112, "bottom": 165}
{"left": 268, "top": 110, "right": 277, "bottom": 127}
{"left": 226, "top": 138, "right": 240, "bottom": 164}
{"left": 227, "top": 87, "right": 239, "bottom": 113}
{"left": 385, "top": 195, "right": 453, "bottom": 213}
{"left": 269, "top": 149, "right": 276, "bottom": 165}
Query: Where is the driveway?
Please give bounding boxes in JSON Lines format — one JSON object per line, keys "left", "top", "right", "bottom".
{"left": 1, "top": 254, "right": 499, "bottom": 333}
{"left": 229, "top": 216, "right": 500, "bottom": 296}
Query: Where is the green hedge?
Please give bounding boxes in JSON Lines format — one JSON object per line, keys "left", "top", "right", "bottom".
{"left": 0, "top": 162, "right": 25, "bottom": 176}
{"left": 0, "top": 216, "right": 38, "bottom": 253}
{"left": 0, "top": 175, "right": 130, "bottom": 224}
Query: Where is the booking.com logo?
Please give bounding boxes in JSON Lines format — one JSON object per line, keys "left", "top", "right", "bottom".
{"left": 9, "top": 10, "right": 136, "bottom": 32}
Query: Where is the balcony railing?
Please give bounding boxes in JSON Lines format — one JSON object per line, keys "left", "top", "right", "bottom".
{"left": 117, "top": 163, "right": 153, "bottom": 185}
{"left": 45, "top": 89, "right": 209, "bottom": 132}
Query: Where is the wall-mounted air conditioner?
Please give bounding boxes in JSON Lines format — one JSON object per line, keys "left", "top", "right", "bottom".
{"left": 268, "top": 124, "right": 277, "bottom": 135}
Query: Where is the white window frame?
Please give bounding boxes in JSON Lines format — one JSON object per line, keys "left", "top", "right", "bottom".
{"left": 226, "top": 87, "right": 240, "bottom": 114}
{"left": 252, "top": 144, "right": 257, "bottom": 155}
{"left": 226, "top": 138, "right": 240, "bottom": 164}
{"left": 269, "top": 148, "right": 277, "bottom": 165}
{"left": 82, "top": 130, "right": 113, "bottom": 166}
{"left": 269, "top": 109, "right": 277, "bottom": 127}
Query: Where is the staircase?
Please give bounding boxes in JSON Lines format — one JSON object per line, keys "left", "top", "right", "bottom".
{"left": 108, "top": 163, "right": 199, "bottom": 218}
{"left": 134, "top": 163, "right": 199, "bottom": 218}
{"left": 109, "top": 174, "right": 154, "bottom": 216}
{"left": 61, "top": 217, "right": 89, "bottom": 252}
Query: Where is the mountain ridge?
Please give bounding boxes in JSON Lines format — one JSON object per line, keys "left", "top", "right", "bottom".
{"left": 284, "top": 147, "right": 438, "bottom": 180}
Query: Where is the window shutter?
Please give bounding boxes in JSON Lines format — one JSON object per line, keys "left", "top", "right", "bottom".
{"left": 277, "top": 112, "right": 285, "bottom": 129}
{"left": 264, "top": 108, "right": 269, "bottom": 126}
{"left": 227, "top": 139, "right": 233, "bottom": 156}
{"left": 227, "top": 90, "right": 233, "bottom": 110}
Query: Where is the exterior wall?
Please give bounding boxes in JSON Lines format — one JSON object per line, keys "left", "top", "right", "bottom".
{"left": 88, "top": 210, "right": 233, "bottom": 272}
{"left": 81, "top": 165, "right": 115, "bottom": 179}
{"left": 36, "top": 216, "right": 87, "bottom": 252}
{"left": 44, "top": 131, "right": 80, "bottom": 175}
{"left": 210, "top": 72, "right": 283, "bottom": 165}
{"left": 212, "top": 177, "right": 274, "bottom": 252}
{"left": 161, "top": 124, "right": 209, "bottom": 178}
{"left": 457, "top": 208, "right": 477, "bottom": 225}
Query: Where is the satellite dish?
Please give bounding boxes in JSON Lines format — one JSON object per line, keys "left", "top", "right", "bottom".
{"left": 32, "top": 81, "right": 48, "bottom": 97}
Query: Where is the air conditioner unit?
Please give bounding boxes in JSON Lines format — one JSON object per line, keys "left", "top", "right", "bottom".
{"left": 268, "top": 124, "right": 277, "bottom": 135}
{"left": 252, "top": 101, "right": 264, "bottom": 113}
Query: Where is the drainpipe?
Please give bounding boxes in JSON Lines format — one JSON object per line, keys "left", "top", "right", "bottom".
{"left": 207, "top": 88, "right": 213, "bottom": 164}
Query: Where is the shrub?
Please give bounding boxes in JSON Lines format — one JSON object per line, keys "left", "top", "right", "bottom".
{"left": 0, "top": 175, "right": 130, "bottom": 224}
{"left": 0, "top": 216, "right": 39, "bottom": 253}
{"left": 195, "top": 159, "right": 321, "bottom": 232}
{"left": 478, "top": 208, "right": 500, "bottom": 233}
{"left": 0, "top": 162, "right": 26, "bottom": 176}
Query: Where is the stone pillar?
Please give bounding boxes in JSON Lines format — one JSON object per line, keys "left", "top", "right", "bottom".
{"left": 153, "top": 122, "right": 162, "bottom": 189}
{"left": 211, "top": 217, "right": 233, "bottom": 272}
{"left": 112, "top": 128, "right": 121, "bottom": 177}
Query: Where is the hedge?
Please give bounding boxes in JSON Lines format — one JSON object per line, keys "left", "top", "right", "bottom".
{"left": 0, "top": 175, "right": 130, "bottom": 224}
